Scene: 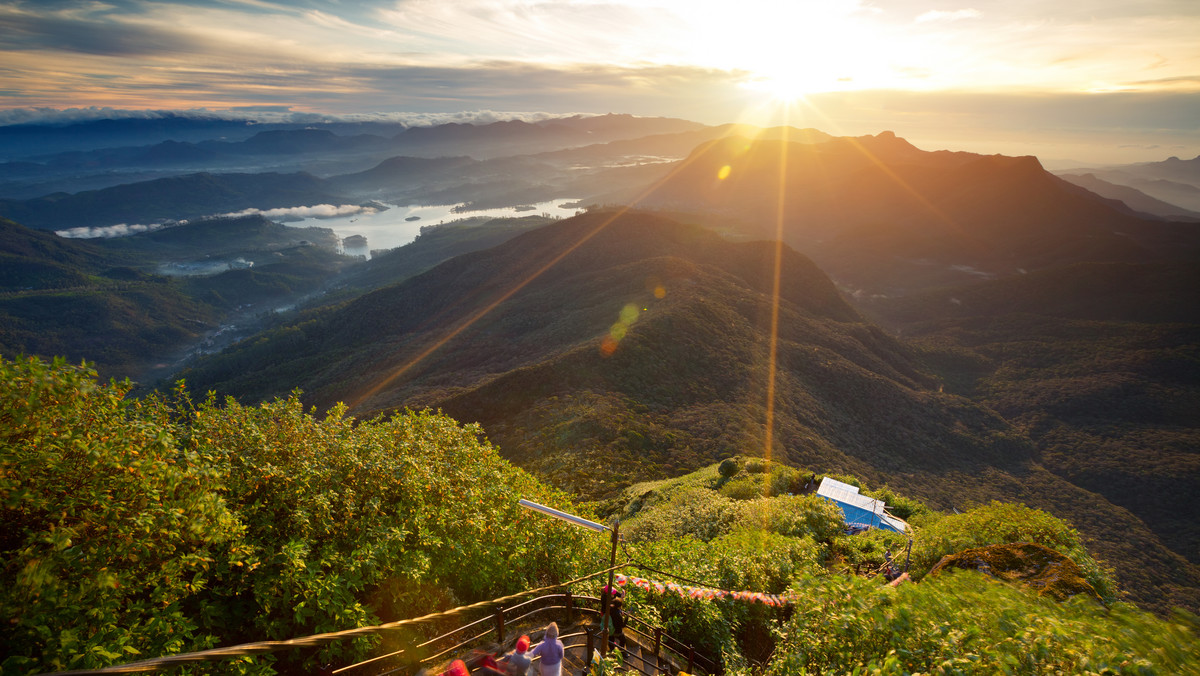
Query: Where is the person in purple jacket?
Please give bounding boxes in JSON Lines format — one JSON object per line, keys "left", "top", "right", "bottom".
{"left": 530, "top": 622, "right": 565, "bottom": 676}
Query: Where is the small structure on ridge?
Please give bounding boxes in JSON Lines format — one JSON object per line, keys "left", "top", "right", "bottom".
{"left": 816, "top": 477, "right": 908, "bottom": 533}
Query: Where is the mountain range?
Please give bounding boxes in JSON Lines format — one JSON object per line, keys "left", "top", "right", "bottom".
{"left": 631, "top": 131, "right": 1200, "bottom": 295}
{"left": 1056, "top": 154, "right": 1200, "bottom": 213}
{"left": 2, "top": 118, "right": 1199, "bottom": 617}
{"left": 175, "top": 208, "right": 1200, "bottom": 615}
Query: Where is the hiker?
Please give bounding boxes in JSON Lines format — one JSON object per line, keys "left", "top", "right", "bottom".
{"left": 602, "top": 594, "right": 627, "bottom": 652}
{"left": 464, "top": 644, "right": 507, "bottom": 676}
{"left": 442, "top": 660, "right": 470, "bottom": 676}
{"left": 531, "top": 622, "right": 565, "bottom": 676}
{"left": 503, "top": 635, "right": 533, "bottom": 676}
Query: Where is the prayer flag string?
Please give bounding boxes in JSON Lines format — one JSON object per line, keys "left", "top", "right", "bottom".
{"left": 615, "top": 574, "right": 792, "bottom": 607}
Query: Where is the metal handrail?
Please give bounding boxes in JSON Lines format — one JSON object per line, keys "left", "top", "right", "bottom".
{"left": 349, "top": 592, "right": 714, "bottom": 676}
{"left": 623, "top": 615, "right": 717, "bottom": 674}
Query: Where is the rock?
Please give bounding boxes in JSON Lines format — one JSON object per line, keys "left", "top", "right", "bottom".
{"left": 929, "top": 542, "right": 1100, "bottom": 602}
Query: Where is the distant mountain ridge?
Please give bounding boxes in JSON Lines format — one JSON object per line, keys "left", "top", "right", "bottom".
{"left": 0, "top": 171, "right": 348, "bottom": 230}
{"left": 633, "top": 131, "right": 1198, "bottom": 294}
{"left": 1055, "top": 154, "right": 1200, "bottom": 212}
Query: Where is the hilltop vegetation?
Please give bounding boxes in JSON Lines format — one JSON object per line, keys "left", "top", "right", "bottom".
{"left": 0, "top": 356, "right": 597, "bottom": 674}
{"left": 4, "top": 357, "right": 1197, "bottom": 675}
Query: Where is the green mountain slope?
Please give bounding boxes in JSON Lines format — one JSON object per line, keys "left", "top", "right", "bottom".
{"left": 864, "top": 261, "right": 1200, "bottom": 581}
{"left": 0, "top": 216, "right": 354, "bottom": 378}
{"left": 178, "top": 209, "right": 1200, "bottom": 613}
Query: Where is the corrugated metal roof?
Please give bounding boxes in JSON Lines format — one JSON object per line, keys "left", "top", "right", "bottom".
{"left": 817, "top": 477, "right": 884, "bottom": 514}
{"left": 817, "top": 477, "right": 908, "bottom": 533}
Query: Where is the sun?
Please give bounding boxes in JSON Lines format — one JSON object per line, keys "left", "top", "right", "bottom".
{"left": 673, "top": 0, "right": 896, "bottom": 102}
{"left": 745, "top": 70, "right": 831, "bottom": 102}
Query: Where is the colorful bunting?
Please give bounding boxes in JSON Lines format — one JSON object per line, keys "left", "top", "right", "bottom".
{"left": 615, "top": 574, "right": 792, "bottom": 607}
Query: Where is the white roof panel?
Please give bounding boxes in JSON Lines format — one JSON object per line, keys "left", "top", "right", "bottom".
{"left": 817, "top": 477, "right": 908, "bottom": 533}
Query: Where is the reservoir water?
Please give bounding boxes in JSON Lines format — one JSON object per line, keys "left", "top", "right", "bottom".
{"left": 289, "top": 199, "right": 583, "bottom": 259}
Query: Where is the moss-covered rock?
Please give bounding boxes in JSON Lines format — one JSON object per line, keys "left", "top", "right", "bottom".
{"left": 929, "top": 542, "right": 1101, "bottom": 602}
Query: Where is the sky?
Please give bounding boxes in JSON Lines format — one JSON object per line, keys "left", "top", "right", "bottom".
{"left": 1, "top": 0, "right": 1199, "bottom": 164}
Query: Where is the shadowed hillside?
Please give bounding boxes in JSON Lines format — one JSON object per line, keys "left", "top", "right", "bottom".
{"left": 0, "top": 216, "right": 354, "bottom": 378}
{"left": 0, "top": 172, "right": 350, "bottom": 230}
{"left": 864, "top": 261, "right": 1200, "bottom": 584}
{"left": 635, "top": 132, "right": 1200, "bottom": 295}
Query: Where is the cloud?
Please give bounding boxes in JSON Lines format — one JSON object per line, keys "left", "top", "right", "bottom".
{"left": 0, "top": 106, "right": 597, "bottom": 127}
{"left": 57, "top": 221, "right": 182, "bottom": 238}
{"left": 914, "top": 8, "right": 981, "bottom": 23}
{"left": 56, "top": 204, "right": 381, "bottom": 238}
{"left": 0, "top": 6, "right": 212, "bottom": 56}
{"left": 220, "top": 204, "right": 379, "bottom": 221}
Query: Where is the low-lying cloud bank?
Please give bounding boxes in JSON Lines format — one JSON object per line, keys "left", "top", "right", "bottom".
{"left": 0, "top": 107, "right": 595, "bottom": 128}
{"left": 56, "top": 221, "right": 184, "bottom": 238}
{"left": 55, "top": 203, "right": 377, "bottom": 238}
{"left": 222, "top": 204, "right": 380, "bottom": 222}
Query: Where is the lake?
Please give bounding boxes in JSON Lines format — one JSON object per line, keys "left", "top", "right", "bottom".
{"left": 288, "top": 199, "right": 584, "bottom": 259}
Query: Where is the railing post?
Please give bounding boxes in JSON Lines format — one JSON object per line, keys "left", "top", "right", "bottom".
{"left": 653, "top": 627, "right": 662, "bottom": 674}
{"left": 566, "top": 590, "right": 575, "bottom": 625}
{"left": 495, "top": 608, "right": 505, "bottom": 644}
{"left": 585, "top": 627, "right": 595, "bottom": 666}
{"left": 687, "top": 646, "right": 695, "bottom": 674}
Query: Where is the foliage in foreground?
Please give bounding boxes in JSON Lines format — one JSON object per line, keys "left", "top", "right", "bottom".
{"left": 0, "top": 356, "right": 600, "bottom": 675}
{"left": 766, "top": 572, "right": 1199, "bottom": 676}
{"left": 2, "top": 357, "right": 1196, "bottom": 675}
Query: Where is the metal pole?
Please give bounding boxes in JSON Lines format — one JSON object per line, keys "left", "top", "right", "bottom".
{"left": 517, "top": 499, "right": 607, "bottom": 532}
{"left": 600, "top": 519, "right": 619, "bottom": 656}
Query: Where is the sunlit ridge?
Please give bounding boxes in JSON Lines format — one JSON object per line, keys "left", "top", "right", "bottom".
{"left": 346, "top": 124, "right": 772, "bottom": 415}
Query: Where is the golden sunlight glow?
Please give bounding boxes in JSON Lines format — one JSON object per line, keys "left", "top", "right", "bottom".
{"left": 676, "top": 0, "right": 900, "bottom": 100}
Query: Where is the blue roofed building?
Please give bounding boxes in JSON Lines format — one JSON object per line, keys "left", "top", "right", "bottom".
{"left": 816, "top": 477, "right": 908, "bottom": 533}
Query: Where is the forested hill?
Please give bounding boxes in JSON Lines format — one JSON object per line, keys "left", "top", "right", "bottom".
{"left": 0, "top": 171, "right": 348, "bottom": 230}
{"left": 176, "top": 209, "right": 1200, "bottom": 614}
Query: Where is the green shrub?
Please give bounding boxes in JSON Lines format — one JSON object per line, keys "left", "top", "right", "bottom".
{"left": 834, "top": 528, "right": 910, "bottom": 570}
{"left": 744, "top": 458, "right": 768, "bottom": 473}
{"left": 623, "top": 487, "right": 738, "bottom": 542}
{"left": 718, "top": 457, "right": 740, "bottom": 479}
{"left": 769, "top": 572, "right": 1198, "bottom": 675}
{"left": 910, "top": 501, "right": 1117, "bottom": 603}
{"left": 626, "top": 530, "right": 824, "bottom": 669}
{"left": 0, "top": 357, "right": 244, "bottom": 674}
{"left": 861, "top": 485, "right": 931, "bottom": 521}
{"left": 0, "top": 356, "right": 602, "bottom": 674}
{"left": 766, "top": 465, "right": 802, "bottom": 496}
{"left": 720, "top": 475, "right": 765, "bottom": 500}
{"left": 738, "top": 495, "right": 845, "bottom": 545}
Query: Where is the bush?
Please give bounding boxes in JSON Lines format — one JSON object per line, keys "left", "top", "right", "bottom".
{"left": 766, "top": 465, "right": 802, "bottom": 496}
{"left": 720, "top": 475, "right": 765, "bottom": 500}
{"left": 861, "top": 485, "right": 931, "bottom": 521}
{"left": 738, "top": 495, "right": 845, "bottom": 545}
{"left": 623, "top": 487, "right": 738, "bottom": 542}
{"left": 744, "top": 458, "right": 768, "bottom": 473}
{"left": 910, "top": 501, "right": 1117, "bottom": 603}
{"left": 718, "top": 457, "right": 740, "bottom": 479}
{"left": 0, "top": 356, "right": 602, "bottom": 674}
{"left": 0, "top": 357, "right": 244, "bottom": 674}
{"left": 769, "top": 572, "right": 1198, "bottom": 675}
